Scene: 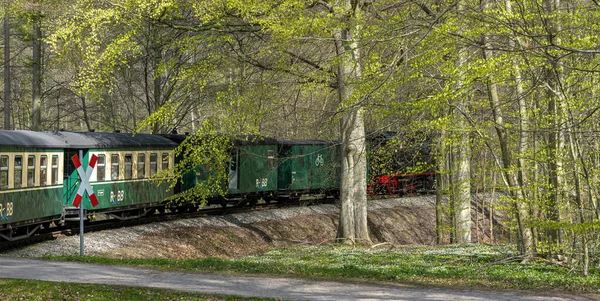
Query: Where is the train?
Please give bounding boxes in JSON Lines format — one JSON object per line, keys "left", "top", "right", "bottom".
{"left": 0, "top": 130, "right": 433, "bottom": 241}
{"left": 0, "top": 130, "right": 345, "bottom": 241}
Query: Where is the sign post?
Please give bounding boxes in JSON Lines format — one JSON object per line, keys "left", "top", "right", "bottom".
{"left": 71, "top": 151, "right": 99, "bottom": 256}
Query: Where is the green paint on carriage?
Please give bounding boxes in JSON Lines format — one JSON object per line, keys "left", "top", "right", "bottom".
{"left": 277, "top": 142, "right": 340, "bottom": 194}
{"left": 0, "top": 147, "right": 64, "bottom": 227}
{"left": 232, "top": 144, "right": 278, "bottom": 195}
{"left": 0, "top": 187, "right": 63, "bottom": 226}
{"left": 184, "top": 143, "right": 279, "bottom": 197}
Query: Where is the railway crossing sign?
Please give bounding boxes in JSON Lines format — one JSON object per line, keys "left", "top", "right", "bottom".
{"left": 71, "top": 153, "right": 99, "bottom": 208}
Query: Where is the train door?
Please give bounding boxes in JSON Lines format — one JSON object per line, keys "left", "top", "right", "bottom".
{"left": 229, "top": 149, "right": 239, "bottom": 190}
{"left": 276, "top": 144, "right": 293, "bottom": 191}
{"left": 63, "top": 149, "right": 79, "bottom": 207}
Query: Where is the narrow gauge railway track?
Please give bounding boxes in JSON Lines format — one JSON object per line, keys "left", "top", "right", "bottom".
{"left": 0, "top": 197, "right": 337, "bottom": 253}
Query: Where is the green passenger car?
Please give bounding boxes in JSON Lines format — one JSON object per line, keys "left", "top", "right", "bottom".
{"left": 167, "top": 135, "right": 279, "bottom": 206}
{"left": 230, "top": 138, "right": 279, "bottom": 199}
{"left": 0, "top": 130, "right": 67, "bottom": 241}
{"left": 53, "top": 132, "right": 178, "bottom": 220}
{"left": 277, "top": 140, "right": 340, "bottom": 198}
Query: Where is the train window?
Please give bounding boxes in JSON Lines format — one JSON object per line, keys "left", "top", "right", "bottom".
{"left": 51, "top": 155, "right": 59, "bottom": 184}
{"left": 268, "top": 150, "right": 275, "bottom": 169}
{"left": 111, "top": 154, "right": 120, "bottom": 180}
{"left": 229, "top": 150, "right": 237, "bottom": 172}
{"left": 40, "top": 155, "right": 47, "bottom": 186}
{"left": 298, "top": 149, "right": 303, "bottom": 167}
{"left": 27, "top": 155, "right": 35, "bottom": 187}
{"left": 195, "top": 167, "right": 203, "bottom": 183}
{"left": 14, "top": 156, "right": 22, "bottom": 188}
{"left": 162, "top": 153, "right": 169, "bottom": 170}
{"left": 124, "top": 154, "right": 132, "bottom": 180}
{"left": 0, "top": 155, "right": 8, "bottom": 189}
{"left": 137, "top": 154, "right": 145, "bottom": 179}
{"left": 150, "top": 153, "right": 157, "bottom": 176}
{"left": 97, "top": 155, "right": 105, "bottom": 181}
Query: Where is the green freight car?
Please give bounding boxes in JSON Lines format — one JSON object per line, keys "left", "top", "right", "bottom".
{"left": 277, "top": 140, "right": 340, "bottom": 200}
{"left": 0, "top": 131, "right": 67, "bottom": 240}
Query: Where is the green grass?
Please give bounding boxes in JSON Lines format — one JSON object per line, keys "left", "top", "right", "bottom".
{"left": 0, "top": 279, "right": 273, "bottom": 301}
{"left": 48, "top": 244, "right": 600, "bottom": 293}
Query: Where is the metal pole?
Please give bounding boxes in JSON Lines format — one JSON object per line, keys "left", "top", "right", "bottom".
{"left": 79, "top": 149, "right": 84, "bottom": 256}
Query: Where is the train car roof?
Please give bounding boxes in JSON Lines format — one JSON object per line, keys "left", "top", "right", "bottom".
{"left": 46, "top": 131, "right": 178, "bottom": 149}
{"left": 234, "top": 136, "right": 278, "bottom": 146}
{"left": 278, "top": 140, "right": 338, "bottom": 146}
{"left": 0, "top": 130, "right": 69, "bottom": 148}
{"left": 162, "top": 134, "right": 279, "bottom": 146}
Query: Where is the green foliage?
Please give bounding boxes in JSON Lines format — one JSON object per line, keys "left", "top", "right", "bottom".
{"left": 158, "top": 120, "right": 233, "bottom": 206}
{"left": 51, "top": 244, "right": 600, "bottom": 292}
{"left": 369, "top": 133, "right": 435, "bottom": 176}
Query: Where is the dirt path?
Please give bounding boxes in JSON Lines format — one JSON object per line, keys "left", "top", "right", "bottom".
{"left": 0, "top": 257, "right": 595, "bottom": 301}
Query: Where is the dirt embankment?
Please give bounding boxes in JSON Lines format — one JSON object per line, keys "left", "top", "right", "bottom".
{"left": 106, "top": 198, "right": 436, "bottom": 259}
{"left": 8, "top": 196, "right": 503, "bottom": 259}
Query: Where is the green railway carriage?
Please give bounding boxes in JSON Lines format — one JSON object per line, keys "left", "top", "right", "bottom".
{"left": 231, "top": 137, "right": 279, "bottom": 201}
{"left": 51, "top": 131, "right": 178, "bottom": 220}
{"left": 0, "top": 130, "right": 67, "bottom": 241}
{"left": 277, "top": 140, "right": 341, "bottom": 198}
{"left": 166, "top": 135, "right": 279, "bottom": 205}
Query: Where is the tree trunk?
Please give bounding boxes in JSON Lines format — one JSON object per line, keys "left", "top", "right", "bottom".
{"left": 80, "top": 96, "right": 92, "bottom": 131}
{"left": 480, "top": 0, "right": 535, "bottom": 260}
{"left": 435, "top": 130, "right": 446, "bottom": 244}
{"left": 334, "top": 0, "right": 370, "bottom": 245}
{"left": 338, "top": 107, "right": 369, "bottom": 243}
{"left": 454, "top": 128, "right": 471, "bottom": 244}
{"left": 152, "top": 43, "right": 162, "bottom": 134}
{"left": 452, "top": 6, "right": 471, "bottom": 243}
{"left": 3, "top": 15, "right": 10, "bottom": 130}
{"left": 511, "top": 11, "right": 536, "bottom": 258}
{"left": 32, "top": 16, "right": 42, "bottom": 131}
{"left": 543, "top": 0, "right": 563, "bottom": 248}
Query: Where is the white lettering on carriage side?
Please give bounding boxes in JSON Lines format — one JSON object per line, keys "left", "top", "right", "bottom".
{"left": 315, "top": 154, "right": 324, "bottom": 167}
{"left": 256, "top": 178, "right": 268, "bottom": 188}
{"left": 110, "top": 190, "right": 125, "bottom": 204}
{"left": 0, "top": 202, "right": 13, "bottom": 220}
